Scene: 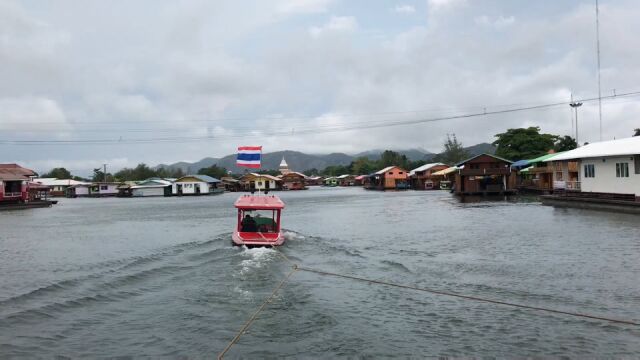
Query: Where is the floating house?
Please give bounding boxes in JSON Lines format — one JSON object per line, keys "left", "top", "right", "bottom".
{"left": 0, "top": 167, "right": 29, "bottom": 203}
{"left": 408, "top": 163, "right": 449, "bottom": 190}
{"left": 280, "top": 172, "right": 307, "bottom": 190}
{"left": 34, "top": 178, "right": 90, "bottom": 197}
{"left": 0, "top": 164, "right": 52, "bottom": 206}
{"left": 515, "top": 152, "right": 565, "bottom": 194}
{"left": 543, "top": 136, "right": 640, "bottom": 202}
{"left": 305, "top": 176, "right": 324, "bottom": 186}
{"left": 354, "top": 175, "right": 367, "bottom": 186}
{"left": 431, "top": 167, "right": 458, "bottom": 190}
{"left": 89, "top": 182, "right": 121, "bottom": 197}
{"left": 131, "top": 179, "right": 173, "bottom": 197}
{"left": 221, "top": 176, "right": 242, "bottom": 192}
{"left": 65, "top": 182, "right": 122, "bottom": 197}
{"left": 365, "top": 166, "right": 409, "bottom": 190}
{"left": 240, "top": 173, "right": 282, "bottom": 192}
{"left": 323, "top": 177, "right": 338, "bottom": 187}
{"left": 173, "top": 175, "right": 222, "bottom": 195}
{"left": 336, "top": 174, "right": 356, "bottom": 186}
{"left": 454, "top": 154, "right": 516, "bottom": 195}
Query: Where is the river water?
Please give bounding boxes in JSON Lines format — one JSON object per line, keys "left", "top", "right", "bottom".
{"left": 0, "top": 187, "right": 639, "bottom": 357}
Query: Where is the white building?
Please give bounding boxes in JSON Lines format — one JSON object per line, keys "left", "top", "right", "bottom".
{"left": 131, "top": 179, "right": 172, "bottom": 197}
{"left": 548, "top": 136, "right": 640, "bottom": 200}
{"left": 172, "top": 175, "right": 222, "bottom": 195}
{"left": 35, "top": 178, "right": 90, "bottom": 196}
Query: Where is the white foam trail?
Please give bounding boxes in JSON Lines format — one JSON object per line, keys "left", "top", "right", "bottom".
{"left": 284, "top": 231, "right": 305, "bottom": 241}
{"left": 239, "top": 247, "right": 276, "bottom": 275}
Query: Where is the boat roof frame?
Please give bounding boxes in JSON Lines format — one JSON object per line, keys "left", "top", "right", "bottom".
{"left": 234, "top": 195, "right": 285, "bottom": 210}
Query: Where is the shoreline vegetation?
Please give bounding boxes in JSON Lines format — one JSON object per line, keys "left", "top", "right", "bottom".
{"left": 38, "top": 127, "right": 586, "bottom": 182}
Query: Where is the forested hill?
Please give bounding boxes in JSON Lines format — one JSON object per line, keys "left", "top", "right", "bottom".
{"left": 156, "top": 145, "right": 494, "bottom": 173}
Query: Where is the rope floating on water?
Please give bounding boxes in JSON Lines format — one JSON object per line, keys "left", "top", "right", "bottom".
{"left": 296, "top": 266, "right": 639, "bottom": 326}
{"left": 220, "top": 248, "right": 637, "bottom": 358}
{"left": 217, "top": 265, "right": 298, "bottom": 360}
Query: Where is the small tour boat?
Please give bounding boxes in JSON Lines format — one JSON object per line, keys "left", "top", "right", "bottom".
{"left": 232, "top": 194, "right": 285, "bottom": 246}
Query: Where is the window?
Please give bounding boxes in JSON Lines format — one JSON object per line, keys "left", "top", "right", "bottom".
{"left": 388, "top": 172, "right": 393, "bottom": 175}
{"left": 470, "top": 164, "right": 480, "bottom": 169}
{"left": 635, "top": 155, "right": 640, "bottom": 174}
{"left": 616, "top": 163, "right": 629, "bottom": 178}
{"left": 584, "top": 164, "right": 595, "bottom": 178}
{"left": 100, "top": 185, "right": 108, "bottom": 190}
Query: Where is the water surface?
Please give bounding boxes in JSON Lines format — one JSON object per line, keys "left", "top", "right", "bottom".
{"left": 1, "top": 188, "right": 639, "bottom": 357}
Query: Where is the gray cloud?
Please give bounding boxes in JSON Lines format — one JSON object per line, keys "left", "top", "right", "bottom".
{"left": 3, "top": 0, "right": 640, "bottom": 174}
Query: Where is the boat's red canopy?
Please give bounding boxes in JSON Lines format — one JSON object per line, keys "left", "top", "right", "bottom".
{"left": 234, "top": 195, "right": 285, "bottom": 210}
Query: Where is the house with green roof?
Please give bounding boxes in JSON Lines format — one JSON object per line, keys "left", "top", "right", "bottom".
{"left": 517, "top": 152, "right": 564, "bottom": 193}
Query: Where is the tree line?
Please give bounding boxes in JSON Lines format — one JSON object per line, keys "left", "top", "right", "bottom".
{"left": 39, "top": 127, "right": 637, "bottom": 181}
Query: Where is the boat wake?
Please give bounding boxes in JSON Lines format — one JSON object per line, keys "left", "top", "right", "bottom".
{"left": 238, "top": 247, "right": 278, "bottom": 276}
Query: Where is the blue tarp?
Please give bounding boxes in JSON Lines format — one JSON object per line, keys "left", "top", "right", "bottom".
{"left": 511, "top": 159, "right": 531, "bottom": 169}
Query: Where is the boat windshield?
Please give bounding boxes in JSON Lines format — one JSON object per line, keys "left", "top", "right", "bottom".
{"left": 238, "top": 209, "right": 279, "bottom": 233}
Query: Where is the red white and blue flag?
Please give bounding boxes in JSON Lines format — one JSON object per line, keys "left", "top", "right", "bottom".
{"left": 236, "top": 146, "right": 262, "bottom": 168}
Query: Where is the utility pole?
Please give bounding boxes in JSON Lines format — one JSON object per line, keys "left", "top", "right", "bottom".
{"left": 103, "top": 163, "right": 107, "bottom": 183}
{"left": 596, "top": 0, "right": 603, "bottom": 141}
{"left": 570, "top": 93, "right": 574, "bottom": 138}
{"left": 570, "top": 101, "right": 583, "bottom": 146}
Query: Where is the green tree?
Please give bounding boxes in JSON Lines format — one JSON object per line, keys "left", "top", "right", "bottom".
{"left": 42, "top": 167, "right": 72, "bottom": 179}
{"left": 493, "top": 127, "right": 557, "bottom": 161}
{"left": 634, "top": 128, "right": 640, "bottom": 137}
{"left": 321, "top": 164, "right": 351, "bottom": 176}
{"left": 114, "top": 163, "right": 158, "bottom": 181}
{"left": 197, "top": 165, "right": 228, "bottom": 179}
{"left": 303, "top": 168, "right": 319, "bottom": 176}
{"left": 92, "top": 168, "right": 113, "bottom": 182}
{"left": 432, "top": 134, "right": 470, "bottom": 165}
{"left": 350, "top": 157, "right": 377, "bottom": 175}
{"left": 554, "top": 136, "right": 578, "bottom": 152}
{"left": 256, "top": 169, "right": 281, "bottom": 177}
{"left": 378, "top": 150, "right": 410, "bottom": 169}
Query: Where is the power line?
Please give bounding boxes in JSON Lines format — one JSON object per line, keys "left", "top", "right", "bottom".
{"left": 2, "top": 90, "right": 639, "bottom": 146}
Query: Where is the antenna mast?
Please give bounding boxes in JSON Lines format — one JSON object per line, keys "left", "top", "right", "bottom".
{"left": 596, "top": 0, "right": 602, "bottom": 141}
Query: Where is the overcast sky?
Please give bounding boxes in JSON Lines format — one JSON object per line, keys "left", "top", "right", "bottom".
{"left": 2, "top": 0, "right": 640, "bottom": 175}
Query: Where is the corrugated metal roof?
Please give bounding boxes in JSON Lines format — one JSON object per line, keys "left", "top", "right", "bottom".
{"left": 34, "top": 178, "right": 90, "bottom": 186}
{"left": 375, "top": 166, "right": 399, "bottom": 175}
{"left": 0, "top": 170, "right": 29, "bottom": 181}
{"left": 0, "top": 164, "right": 36, "bottom": 177}
{"left": 432, "top": 167, "right": 458, "bottom": 176}
{"left": 546, "top": 136, "right": 640, "bottom": 161}
{"left": 455, "top": 153, "right": 513, "bottom": 166}
{"left": 177, "top": 175, "right": 221, "bottom": 183}
{"left": 249, "top": 173, "right": 281, "bottom": 181}
{"left": 528, "top": 152, "right": 562, "bottom": 163}
{"left": 408, "top": 163, "right": 447, "bottom": 176}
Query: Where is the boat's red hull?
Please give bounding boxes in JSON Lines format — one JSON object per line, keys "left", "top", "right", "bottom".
{"left": 232, "top": 231, "right": 285, "bottom": 246}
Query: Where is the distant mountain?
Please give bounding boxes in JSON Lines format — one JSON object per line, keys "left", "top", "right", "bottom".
{"left": 154, "top": 145, "right": 491, "bottom": 174}
{"left": 353, "top": 148, "right": 433, "bottom": 162}
{"left": 464, "top": 143, "right": 496, "bottom": 156}
{"left": 156, "top": 157, "right": 219, "bottom": 173}
{"left": 215, "top": 150, "right": 353, "bottom": 173}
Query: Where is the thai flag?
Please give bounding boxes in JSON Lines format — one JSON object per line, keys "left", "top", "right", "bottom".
{"left": 237, "top": 146, "right": 262, "bottom": 168}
